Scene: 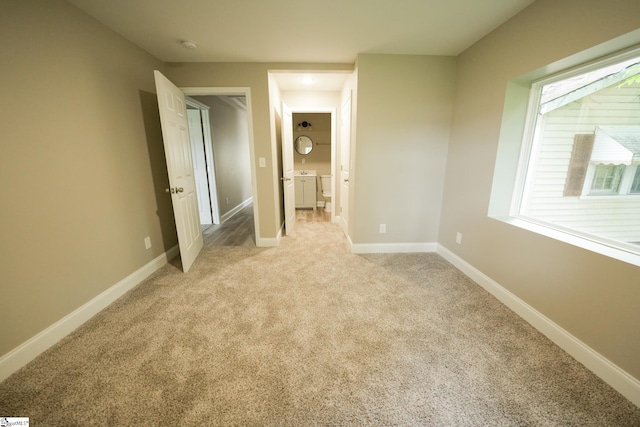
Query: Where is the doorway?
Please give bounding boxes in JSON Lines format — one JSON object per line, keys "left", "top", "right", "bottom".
{"left": 186, "top": 97, "right": 219, "bottom": 225}
{"left": 291, "top": 111, "right": 334, "bottom": 224}
{"left": 181, "top": 87, "right": 260, "bottom": 247}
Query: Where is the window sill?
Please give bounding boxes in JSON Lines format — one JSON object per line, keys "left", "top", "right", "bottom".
{"left": 489, "top": 215, "right": 640, "bottom": 268}
{"left": 579, "top": 194, "right": 640, "bottom": 200}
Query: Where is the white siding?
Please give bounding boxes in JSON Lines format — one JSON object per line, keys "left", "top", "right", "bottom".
{"left": 523, "top": 82, "right": 640, "bottom": 244}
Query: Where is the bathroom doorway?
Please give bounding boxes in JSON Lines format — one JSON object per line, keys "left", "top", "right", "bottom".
{"left": 271, "top": 70, "right": 352, "bottom": 239}
{"left": 291, "top": 111, "right": 334, "bottom": 223}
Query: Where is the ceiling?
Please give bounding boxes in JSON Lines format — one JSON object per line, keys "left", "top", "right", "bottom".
{"left": 66, "top": 0, "right": 534, "bottom": 64}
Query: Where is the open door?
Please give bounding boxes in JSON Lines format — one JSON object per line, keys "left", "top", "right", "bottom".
{"left": 340, "top": 94, "right": 352, "bottom": 237}
{"left": 281, "top": 103, "right": 296, "bottom": 235}
{"left": 154, "top": 70, "right": 203, "bottom": 272}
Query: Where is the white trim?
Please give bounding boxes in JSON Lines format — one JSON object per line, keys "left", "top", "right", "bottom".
{"left": 184, "top": 96, "right": 210, "bottom": 110}
{"left": 257, "top": 223, "right": 282, "bottom": 247}
{"left": 0, "top": 245, "right": 179, "bottom": 383}
{"left": 220, "top": 197, "right": 253, "bottom": 224}
{"left": 351, "top": 242, "right": 437, "bottom": 254}
{"left": 345, "top": 233, "right": 353, "bottom": 251}
{"left": 436, "top": 244, "right": 640, "bottom": 408}
{"left": 218, "top": 95, "right": 247, "bottom": 111}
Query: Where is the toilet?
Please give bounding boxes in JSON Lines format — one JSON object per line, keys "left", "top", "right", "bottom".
{"left": 320, "top": 175, "right": 332, "bottom": 213}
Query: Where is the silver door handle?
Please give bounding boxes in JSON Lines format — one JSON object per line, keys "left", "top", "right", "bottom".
{"left": 344, "top": 179, "right": 349, "bottom": 182}
{"left": 280, "top": 177, "right": 291, "bottom": 181}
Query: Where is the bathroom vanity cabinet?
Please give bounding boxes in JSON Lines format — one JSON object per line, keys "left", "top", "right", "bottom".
{"left": 295, "top": 176, "right": 316, "bottom": 209}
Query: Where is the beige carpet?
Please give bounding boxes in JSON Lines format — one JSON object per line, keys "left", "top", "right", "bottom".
{"left": 1, "top": 222, "right": 639, "bottom": 425}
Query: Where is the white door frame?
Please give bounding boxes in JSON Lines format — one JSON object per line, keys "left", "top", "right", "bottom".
{"left": 340, "top": 94, "right": 352, "bottom": 237}
{"left": 281, "top": 103, "right": 296, "bottom": 235}
{"left": 185, "top": 97, "right": 221, "bottom": 225}
{"left": 289, "top": 107, "right": 337, "bottom": 224}
{"left": 180, "top": 87, "right": 260, "bottom": 245}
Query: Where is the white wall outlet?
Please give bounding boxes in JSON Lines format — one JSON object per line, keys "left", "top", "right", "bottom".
{"left": 456, "top": 232, "right": 462, "bottom": 244}
{"left": 379, "top": 224, "right": 386, "bottom": 234}
{"left": 225, "top": 197, "right": 230, "bottom": 205}
{"left": 259, "top": 157, "right": 266, "bottom": 168}
{"left": 144, "top": 236, "right": 152, "bottom": 249}
{"left": 301, "top": 158, "right": 306, "bottom": 164}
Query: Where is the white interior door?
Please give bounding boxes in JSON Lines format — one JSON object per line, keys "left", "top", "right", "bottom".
{"left": 340, "top": 94, "right": 352, "bottom": 237}
{"left": 187, "top": 109, "right": 213, "bottom": 224}
{"left": 282, "top": 103, "right": 296, "bottom": 235}
{"left": 154, "top": 70, "right": 203, "bottom": 272}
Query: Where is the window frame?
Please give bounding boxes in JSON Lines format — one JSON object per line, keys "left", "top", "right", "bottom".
{"left": 489, "top": 42, "right": 640, "bottom": 268}
{"left": 587, "top": 164, "right": 626, "bottom": 195}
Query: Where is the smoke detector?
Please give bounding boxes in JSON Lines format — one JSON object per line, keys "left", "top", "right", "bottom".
{"left": 181, "top": 40, "right": 197, "bottom": 49}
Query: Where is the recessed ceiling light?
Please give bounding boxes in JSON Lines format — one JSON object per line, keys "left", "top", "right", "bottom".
{"left": 300, "top": 76, "right": 314, "bottom": 84}
{"left": 181, "top": 40, "right": 197, "bottom": 49}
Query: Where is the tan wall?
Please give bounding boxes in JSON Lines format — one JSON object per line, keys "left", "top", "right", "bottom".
{"left": 0, "top": 1, "right": 174, "bottom": 355}
{"left": 438, "top": 0, "right": 640, "bottom": 378}
{"left": 194, "top": 96, "right": 252, "bottom": 216}
{"left": 353, "top": 54, "right": 456, "bottom": 244}
{"left": 164, "top": 63, "right": 352, "bottom": 239}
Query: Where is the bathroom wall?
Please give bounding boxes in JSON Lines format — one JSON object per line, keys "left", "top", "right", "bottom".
{"left": 292, "top": 113, "right": 331, "bottom": 203}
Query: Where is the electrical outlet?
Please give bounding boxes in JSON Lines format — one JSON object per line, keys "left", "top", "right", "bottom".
{"left": 379, "top": 224, "right": 386, "bottom": 234}
{"left": 144, "top": 236, "right": 152, "bottom": 249}
{"left": 301, "top": 158, "right": 306, "bottom": 164}
{"left": 456, "top": 232, "right": 462, "bottom": 244}
{"left": 225, "top": 197, "right": 230, "bottom": 205}
{"left": 259, "top": 157, "right": 266, "bottom": 168}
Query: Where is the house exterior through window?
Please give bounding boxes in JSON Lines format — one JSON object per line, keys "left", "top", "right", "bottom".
{"left": 518, "top": 53, "right": 640, "bottom": 248}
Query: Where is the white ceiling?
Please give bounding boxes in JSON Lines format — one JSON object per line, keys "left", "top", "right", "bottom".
{"left": 66, "top": 0, "right": 535, "bottom": 64}
{"left": 272, "top": 71, "right": 352, "bottom": 92}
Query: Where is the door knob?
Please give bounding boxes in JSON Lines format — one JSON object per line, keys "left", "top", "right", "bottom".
{"left": 165, "top": 187, "right": 183, "bottom": 194}
{"left": 280, "top": 177, "right": 291, "bottom": 181}
{"left": 344, "top": 179, "right": 349, "bottom": 182}
{"left": 176, "top": 187, "right": 184, "bottom": 193}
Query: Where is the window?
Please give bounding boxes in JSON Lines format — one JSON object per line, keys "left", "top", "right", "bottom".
{"left": 590, "top": 164, "right": 625, "bottom": 194}
{"left": 631, "top": 166, "right": 640, "bottom": 194}
{"left": 509, "top": 48, "right": 640, "bottom": 258}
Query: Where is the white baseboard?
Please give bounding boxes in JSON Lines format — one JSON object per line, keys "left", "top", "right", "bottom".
{"left": 257, "top": 222, "right": 282, "bottom": 247}
{"left": 437, "top": 244, "right": 640, "bottom": 408}
{"left": 220, "top": 197, "right": 253, "bottom": 224}
{"left": 0, "top": 245, "right": 179, "bottom": 383}
{"left": 351, "top": 242, "right": 437, "bottom": 254}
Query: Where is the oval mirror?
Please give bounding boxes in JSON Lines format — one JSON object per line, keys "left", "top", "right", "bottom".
{"left": 294, "top": 135, "right": 313, "bottom": 155}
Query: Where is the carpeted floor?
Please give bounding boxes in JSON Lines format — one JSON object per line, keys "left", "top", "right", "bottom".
{"left": 1, "top": 222, "right": 639, "bottom": 425}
